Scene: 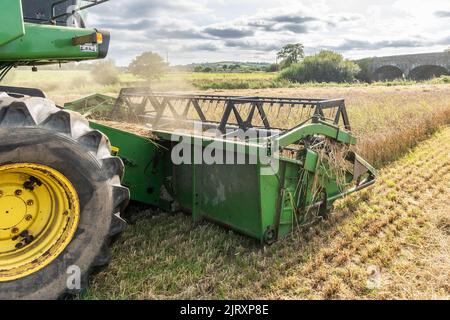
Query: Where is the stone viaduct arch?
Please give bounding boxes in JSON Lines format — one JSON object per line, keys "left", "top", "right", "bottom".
{"left": 369, "top": 52, "right": 450, "bottom": 81}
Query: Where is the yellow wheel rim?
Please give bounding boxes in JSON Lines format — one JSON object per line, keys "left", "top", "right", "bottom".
{"left": 0, "top": 163, "right": 80, "bottom": 282}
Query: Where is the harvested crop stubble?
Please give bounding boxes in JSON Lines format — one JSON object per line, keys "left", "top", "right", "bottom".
{"left": 83, "top": 127, "right": 450, "bottom": 300}
{"left": 268, "top": 128, "right": 450, "bottom": 299}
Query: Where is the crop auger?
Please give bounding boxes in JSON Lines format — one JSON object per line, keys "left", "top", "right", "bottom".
{"left": 0, "top": 0, "right": 376, "bottom": 299}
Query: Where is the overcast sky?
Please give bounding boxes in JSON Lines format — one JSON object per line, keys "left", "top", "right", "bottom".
{"left": 86, "top": 0, "right": 450, "bottom": 66}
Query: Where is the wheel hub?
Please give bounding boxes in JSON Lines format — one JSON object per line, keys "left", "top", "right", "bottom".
{"left": 0, "top": 196, "right": 27, "bottom": 230}
{"left": 0, "top": 163, "right": 80, "bottom": 282}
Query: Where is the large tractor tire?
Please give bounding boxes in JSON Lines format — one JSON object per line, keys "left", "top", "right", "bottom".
{"left": 0, "top": 93, "right": 129, "bottom": 299}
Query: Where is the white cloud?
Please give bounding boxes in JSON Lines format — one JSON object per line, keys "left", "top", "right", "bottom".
{"left": 85, "top": 0, "right": 450, "bottom": 65}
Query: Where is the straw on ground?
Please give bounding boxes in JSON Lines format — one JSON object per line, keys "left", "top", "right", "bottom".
{"left": 82, "top": 127, "right": 450, "bottom": 300}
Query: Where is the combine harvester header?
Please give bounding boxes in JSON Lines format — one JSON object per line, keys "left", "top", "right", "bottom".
{"left": 66, "top": 88, "right": 376, "bottom": 243}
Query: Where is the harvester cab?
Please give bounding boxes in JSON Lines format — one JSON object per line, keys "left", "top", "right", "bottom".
{"left": 21, "top": 0, "right": 105, "bottom": 27}
{"left": 0, "top": 0, "right": 110, "bottom": 83}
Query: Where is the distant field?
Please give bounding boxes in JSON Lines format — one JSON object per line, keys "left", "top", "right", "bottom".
{"left": 2, "top": 70, "right": 279, "bottom": 103}
{"left": 165, "top": 72, "right": 276, "bottom": 80}
{"left": 4, "top": 69, "right": 449, "bottom": 105}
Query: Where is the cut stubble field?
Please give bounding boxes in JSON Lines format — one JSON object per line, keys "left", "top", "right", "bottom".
{"left": 83, "top": 127, "right": 450, "bottom": 300}
{"left": 81, "top": 84, "right": 449, "bottom": 300}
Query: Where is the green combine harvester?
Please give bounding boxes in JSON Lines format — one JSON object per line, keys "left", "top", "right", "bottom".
{"left": 0, "top": 0, "right": 376, "bottom": 299}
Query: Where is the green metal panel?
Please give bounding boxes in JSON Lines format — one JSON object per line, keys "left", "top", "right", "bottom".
{"left": 89, "top": 122, "right": 169, "bottom": 207}
{"left": 304, "top": 150, "right": 318, "bottom": 172}
{"left": 277, "top": 161, "right": 300, "bottom": 238}
{"left": 173, "top": 163, "right": 193, "bottom": 212}
{"left": 89, "top": 121, "right": 373, "bottom": 243}
{"left": 196, "top": 161, "right": 262, "bottom": 239}
{"left": 0, "top": 23, "right": 101, "bottom": 61}
{"left": 91, "top": 121, "right": 374, "bottom": 243}
{"left": 275, "top": 123, "right": 357, "bottom": 148}
{"left": 171, "top": 147, "right": 304, "bottom": 242}
{"left": 64, "top": 93, "right": 116, "bottom": 117}
{"left": 173, "top": 149, "right": 264, "bottom": 239}
{"left": 259, "top": 163, "right": 283, "bottom": 242}
{"left": 0, "top": 0, "right": 25, "bottom": 46}
{"left": 154, "top": 130, "right": 266, "bottom": 157}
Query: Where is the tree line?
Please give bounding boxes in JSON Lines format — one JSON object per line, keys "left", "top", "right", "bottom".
{"left": 94, "top": 42, "right": 443, "bottom": 85}
{"left": 91, "top": 52, "right": 168, "bottom": 85}
{"left": 273, "top": 43, "right": 366, "bottom": 83}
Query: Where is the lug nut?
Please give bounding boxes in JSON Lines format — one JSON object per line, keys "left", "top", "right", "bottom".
{"left": 26, "top": 200, "right": 34, "bottom": 206}
{"left": 15, "top": 190, "right": 22, "bottom": 196}
{"left": 63, "top": 210, "right": 69, "bottom": 216}
{"left": 25, "top": 214, "right": 33, "bottom": 221}
{"left": 11, "top": 227, "right": 19, "bottom": 234}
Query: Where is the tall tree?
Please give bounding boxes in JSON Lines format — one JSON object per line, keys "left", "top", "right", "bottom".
{"left": 277, "top": 43, "right": 305, "bottom": 68}
{"left": 128, "top": 52, "right": 168, "bottom": 82}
